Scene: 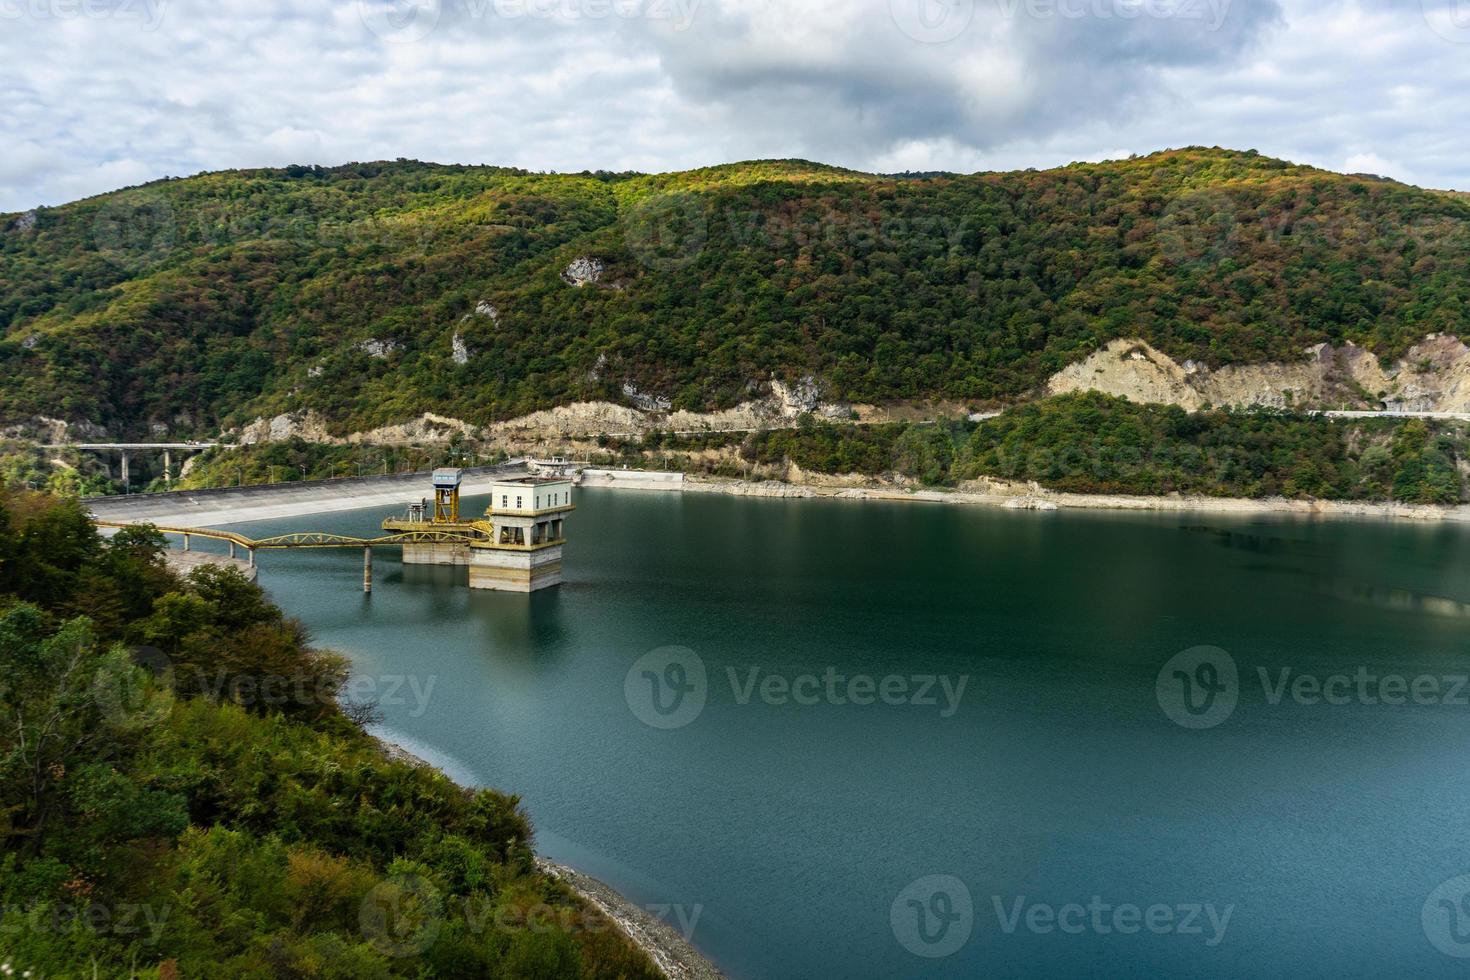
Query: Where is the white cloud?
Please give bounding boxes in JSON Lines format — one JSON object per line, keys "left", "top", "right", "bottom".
{"left": 1, "top": 0, "right": 1468, "bottom": 211}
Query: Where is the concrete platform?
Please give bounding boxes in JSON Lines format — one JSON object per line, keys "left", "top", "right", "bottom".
{"left": 86, "top": 462, "right": 532, "bottom": 528}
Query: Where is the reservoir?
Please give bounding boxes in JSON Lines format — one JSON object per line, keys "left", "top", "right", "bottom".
{"left": 219, "top": 489, "right": 1470, "bottom": 978}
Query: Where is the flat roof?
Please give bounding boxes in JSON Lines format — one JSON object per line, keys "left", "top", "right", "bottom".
{"left": 491, "top": 477, "right": 572, "bottom": 486}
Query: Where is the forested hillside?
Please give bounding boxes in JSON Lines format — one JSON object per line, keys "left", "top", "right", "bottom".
{"left": 0, "top": 490, "right": 663, "bottom": 976}
{"left": 4, "top": 149, "right": 1469, "bottom": 438}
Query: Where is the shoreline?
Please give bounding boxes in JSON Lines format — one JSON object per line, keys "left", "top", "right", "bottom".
{"left": 600, "top": 472, "right": 1470, "bottom": 524}
{"left": 376, "top": 740, "right": 724, "bottom": 980}
{"left": 86, "top": 462, "right": 1470, "bottom": 529}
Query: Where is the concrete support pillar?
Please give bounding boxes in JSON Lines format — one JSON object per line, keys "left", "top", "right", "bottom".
{"left": 364, "top": 548, "right": 373, "bottom": 594}
{"left": 228, "top": 542, "right": 236, "bottom": 559}
{"left": 183, "top": 533, "right": 191, "bottom": 552}
{"left": 120, "top": 451, "right": 130, "bottom": 491}
{"left": 163, "top": 450, "right": 173, "bottom": 487}
{"left": 248, "top": 548, "right": 256, "bottom": 568}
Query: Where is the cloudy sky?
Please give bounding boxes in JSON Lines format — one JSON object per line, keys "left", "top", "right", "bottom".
{"left": 2, "top": 0, "right": 1468, "bottom": 211}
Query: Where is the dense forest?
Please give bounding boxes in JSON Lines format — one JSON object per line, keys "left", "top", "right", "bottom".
{"left": 3, "top": 149, "right": 1469, "bottom": 438}
{"left": 0, "top": 490, "right": 662, "bottom": 977}
{"left": 580, "top": 394, "right": 1468, "bottom": 504}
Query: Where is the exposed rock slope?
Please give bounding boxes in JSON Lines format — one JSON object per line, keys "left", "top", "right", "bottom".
{"left": 1048, "top": 336, "right": 1470, "bottom": 413}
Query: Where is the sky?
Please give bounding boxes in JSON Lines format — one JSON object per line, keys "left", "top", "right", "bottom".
{"left": 2, "top": 0, "right": 1469, "bottom": 212}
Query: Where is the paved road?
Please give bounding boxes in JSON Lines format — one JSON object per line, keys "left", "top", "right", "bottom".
{"left": 87, "top": 462, "right": 530, "bottom": 528}
{"left": 44, "top": 442, "right": 221, "bottom": 450}
{"left": 1318, "top": 410, "right": 1470, "bottom": 421}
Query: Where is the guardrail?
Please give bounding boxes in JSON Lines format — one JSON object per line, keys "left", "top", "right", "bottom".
{"left": 82, "top": 460, "right": 531, "bottom": 505}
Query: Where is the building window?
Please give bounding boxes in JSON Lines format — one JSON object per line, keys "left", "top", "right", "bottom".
{"left": 517, "top": 496, "right": 523, "bottom": 509}
{"left": 501, "top": 495, "right": 508, "bottom": 507}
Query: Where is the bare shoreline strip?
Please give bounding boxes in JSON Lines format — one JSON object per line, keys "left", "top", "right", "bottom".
{"left": 536, "top": 858, "right": 725, "bottom": 980}
{"left": 377, "top": 740, "right": 724, "bottom": 980}
{"left": 599, "top": 473, "right": 1470, "bottom": 524}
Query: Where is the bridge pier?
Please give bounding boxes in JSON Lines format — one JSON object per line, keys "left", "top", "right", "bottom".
{"left": 183, "top": 533, "right": 191, "bottom": 552}
{"left": 364, "top": 548, "right": 373, "bottom": 594}
{"left": 120, "top": 451, "right": 130, "bottom": 492}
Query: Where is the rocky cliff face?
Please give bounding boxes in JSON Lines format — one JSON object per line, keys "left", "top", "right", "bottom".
{"left": 1047, "top": 335, "right": 1470, "bottom": 413}
{"left": 237, "top": 411, "right": 478, "bottom": 446}
{"left": 1, "top": 415, "right": 108, "bottom": 443}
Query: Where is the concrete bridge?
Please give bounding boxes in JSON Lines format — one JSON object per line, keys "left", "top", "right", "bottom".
{"left": 95, "top": 520, "right": 488, "bottom": 593}
{"left": 87, "top": 462, "right": 539, "bottom": 593}
{"left": 45, "top": 441, "right": 220, "bottom": 489}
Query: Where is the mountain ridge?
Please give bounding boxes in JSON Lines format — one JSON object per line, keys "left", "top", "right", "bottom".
{"left": 3, "top": 147, "right": 1468, "bottom": 438}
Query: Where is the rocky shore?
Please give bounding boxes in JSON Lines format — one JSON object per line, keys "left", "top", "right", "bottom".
{"left": 376, "top": 740, "right": 724, "bottom": 980}
{"left": 625, "top": 473, "right": 1470, "bottom": 524}
{"left": 536, "top": 859, "right": 724, "bottom": 980}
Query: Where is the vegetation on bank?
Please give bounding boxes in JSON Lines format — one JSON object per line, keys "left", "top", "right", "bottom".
{"left": 591, "top": 394, "right": 1468, "bottom": 505}
{"left": 0, "top": 490, "right": 662, "bottom": 978}
{"left": 4, "top": 148, "right": 1470, "bottom": 437}
{"left": 0, "top": 441, "right": 119, "bottom": 496}
{"left": 4, "top": 395, "right": 1464, "bottom": 506}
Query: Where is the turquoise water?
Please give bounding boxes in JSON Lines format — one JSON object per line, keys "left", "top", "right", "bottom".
{"left": 209, "top": 490, "right": 1470, "bottom": 978}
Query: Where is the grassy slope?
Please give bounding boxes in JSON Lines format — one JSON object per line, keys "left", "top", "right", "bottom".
{"left": 3, "top": 149, "right": 1469, "bottom": 437}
